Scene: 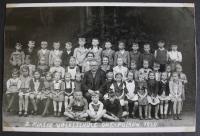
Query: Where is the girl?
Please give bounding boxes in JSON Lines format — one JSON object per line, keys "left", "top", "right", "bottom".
{"left": 9, "top": 42, "right": 25, "bottom": 69}
{"left": 49, "top": 42, "right": 63, "bottom": 66}
{"left": 125, "top": 72, "right": 138, "bottom": 119}
{"left": 176, "top": 64, "right": 187, "bottom": 113}
{"left": 29, "top": 71, "right": 44, "bottom": 115}
{"left": 65, "top": 57, "right": 80, "bottom": 81}
{"left": 169, "top": 72, "right": 183, "bottom": 120}
{"left": 6, "top": 69, "right": 21, "bottom": 112}
{"left": 18, "top": 66, "right": 31, "bottom": 117}
{"left": 168, "top": 44, "right": 182, "bottom": 72}
{"left": 24, "top": 41, "right": 37, "bottom": 65}
{"left": 114, "top": 41, "right": 130, "bottom": 68}
{"left": 64, "top": 91, "right": 88, "bottom": 121}
{"left": 152, "top": 62, "right": 161, "bottom": 81}
{"left": 158, "top": 72, "right": 170, "bottom": 119}
{"left": 74, "top": 73, "right": 82, "bottom": 92}
{"left": 41, "top": 72, "right": 53, "bottom": 116}
{"left": 82, "top": 52, "right": 95, "bottom": 73}
{"left": 147, "top": 72, "right": 160, "bottom": 120}
{"left": 139, "top": 60, "right": 152, "bottom": 81}
{"left": 89, "top": 38, "right": 102, "bottom": 64}
{"left": 102, "top": 72, "right": 114, "bottom": 100}
{"left": 51, "top": 72, "right": 65, "bottom": 117}
{"left": 110, "top": 73, "right": 129, "bottom": 118}
{"left": 100, "top": 56, "right": 112, "bottom": 73}
{"left": 113, "top": 57, "right": 128, "bottom": 81}
{"left": 73, "top": 37, "right": 88, "bottom": 68}
{"left": 64, "top": 73, "right": 75, "bottom": 111}
{"left": 37, "top": 57, "right": 49, "bottom": 79}
{"left": 136, "top": 73, "right": 148, "bottom": 120}
{"left": 49, "top": 58, "right": 65, "bottom": 79}
{"left": 101, "top": 40, "right": 115, "bottom": 67}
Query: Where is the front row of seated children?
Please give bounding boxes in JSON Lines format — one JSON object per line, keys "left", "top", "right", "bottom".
{"left": 6, "top": 62, "right": 185, "bottom": 122}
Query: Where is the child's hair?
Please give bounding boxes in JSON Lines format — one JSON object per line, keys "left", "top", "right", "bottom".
{"left": 65, "top": 42, "right": 72, "bottom": 46}
{"left": 144, "top": 43, "right": 150, "bottom": 48}
{"left": 41, "top": 41, "right": 48, "bottom": 45}
{"left": 104, "top": 40, "right": 112, "bottom": 47}
{"left": 171, "top": 44, "right": 178, "bottom": 48}
{"left": 12, "top": 68, "right": 19, "bottom": 76}
{"left": 115, "top": 72, "right": 123, "bottom": 78}
{"left": 91, "top": 91, "right": 100, "bottom": 98}
{"left": 86, "top": 52, "right": 95, "bottom": 58}
{"left": 53, "top": 41, "right": 60, "bottom": 46}
{"left": 15, "top": 42, "right": 22, "bottom": 48}
{"left": 132, "top": 42, "right": 139, "bottom": 46}
{"left": 118, "top": 40, "right": 125, "bottom": 46}
{"left": 158, "top": 40, "right": 165, "bottom": 44}
{"left": 128, "top": 71, "right": 134, "bottom": 76}
{"left": 69, "top": 56, "right": 76, "bottom": 62}
{"left": 54, "top": 58, "right": 62, "bottom": 64}
{"left": 143, "top": 59, "right": 149, "bottom": 65}
{"left": 74, "top": 91, "right": 83, "bottom": 96}
{"left": 20, "top": 65, "right": 29, "bottom": 74}
{"left": 106, "top": 71, "right": 114, "bottom": 78}
{"left": 45, "top": 72, "right": 52, "bottom": 78}
{"left": 148, "top": 71, "right": 155, "bottom": 78}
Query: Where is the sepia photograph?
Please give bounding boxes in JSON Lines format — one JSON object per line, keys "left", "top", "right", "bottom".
{"left": 2, "top": 2, "right": 196, "bottom": 132}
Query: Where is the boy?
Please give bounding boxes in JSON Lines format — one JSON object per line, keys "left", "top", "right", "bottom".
{"left": 129, "top": 42, "right": 141, "bottom": 69}
{"left": 140, "top": 43, "right": 154, "bottom": 68}
{"left": 87, "top": 92, "right": 106, "bottom": 123}
{"left": 10, "top": 42, "right": 25, "bottom": 69}
{"left": 114, "top": 41, "right": 130, "bottom": 68}
{"left": 103, "top": 91, "right": 125, "bottom": 122}
{"left": 154, "top": 40, "right": 168, "bottom": 72}
{"left": 25, "top": 40, "right": 37, "bottom": 65}
{"left": 61, "top": 42, "right": 73, "bottom": 68}
{"left": 49, "top": 42, "right": 63, "bottom": 66}
{"left": 37, "top": 41, "right": 50, "bottom": 66}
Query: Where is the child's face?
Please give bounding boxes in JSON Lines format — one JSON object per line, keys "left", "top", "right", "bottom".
{"left": 65, "top": 75, "right": 71, "bottom": 82}
{"left": 149, "top": 73, "right": 155, "bottom": 80}
{"left": 132, "top": 44, "right": 139, "bottom": 51}
{"left": 166, "top": 66, "right": 171, "bottom": 72}
{"left": 74, "top": 92, "right": 83, "bottom": 100}
{"left": 54, "top": 60, "right": 61, "bottom": 66}
{"left": 161, "top": 73, "right": 167, "bottom": 81}
{"left": 143, "top": 61, "right": 149, "bottom": 68}
{"left": 105, "top": 42, "right": 112, "bottom": 49}
{"left": 144, "top": 45, "right": 150, "bottom": 53}
{"left": 46, "top": 74, "right": 52, "bottom": 81}
{"left": 138, "top": 74, "right": 144, "bottom": 81}
{"left": 158, "top": 42, "right": 165, "bottom": 48}
{"left": 102, "top": 57, "right": 109, "bottom": 65}
{"left": 92, "top": 95, "right": 99, "bottom": 103}
{"left": 153, "top": 64, "right": 160, "bottom": 71}
{"left": 115, "top": 74, "right": 122, "bottom": 82}
{"left": 16, "top": 45, "right": 21, "bottom": 50}
{"left": 53, "top": 43, "right": 60, "bottom": 50}
{"left": 34, "top": 72, "right": 40, "bottom": 79}
{"left": 78, "top": 38, "right": 86, "bottom": 46}
{"left": 127, "top": 73, "right": 134, "bottom": 81}
{"left": 117, "top": 58, "right": 123, "bottom": 66}
{"left": 109, "top": 96, "right": 115, "bottom": 103}
{"left": 69, "top": 58, "right": 76, "bottom": 67}
{"left": 130, "top": 62, "right": 136, "bottom": 70}
{"left": 75, "top": 75, "right": 82, "bottom": 82}
{"left": 92, "top": 39, "right": 99, "bottom": 46}
{"left": 54, "top": 73, "right": 61, "bottom": 80}
{"left": 22, "top": 70, "right": 29, "bottom": 77}
{"left": 107, "top": 73, "right": 114, "bottom": 81}
{"left": 118, "top": 43, "right": 125, "bottom": 50}
{"left": 12, "top": 73, "right": 18, "bottom": 79}
{"left": 87, "top": 54, "right": 94, "bottom": 61}
{"left": 41, "top": 42, "right": 48, "bottom": 49}
{"left": 65, "top": 43, "right": 72, "bottom": 50}
{"left": 25, "top": 58, "right": 31, "bottom": 65}
{"left": 176, "top": 66, "right": 182, "bottom": 72}
{"left": 28, "top": 43, "right": 35, "bottom": 48}
{"left": 172, "top": 45, "right": 178, "bottom": 51}
{"left": 173, "top": 73, "right": 179, "bottom": 80}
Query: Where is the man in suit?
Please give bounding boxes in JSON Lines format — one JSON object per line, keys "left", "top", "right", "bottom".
{"left": 82, "top": 59, "right": 106, "bottom": 101}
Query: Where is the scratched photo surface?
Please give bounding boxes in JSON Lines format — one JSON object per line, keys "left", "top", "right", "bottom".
{"left": 3, "top": 3, "right": 196, "bottom": 132}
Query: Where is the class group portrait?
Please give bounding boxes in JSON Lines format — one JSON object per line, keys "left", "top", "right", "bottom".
{"left": 2, "top": 5, "right": 196, "bottom": 131}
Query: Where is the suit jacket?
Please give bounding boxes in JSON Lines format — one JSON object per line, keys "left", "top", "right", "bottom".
{"left": 82, "top": 68, "right": 106, "bottom": 94}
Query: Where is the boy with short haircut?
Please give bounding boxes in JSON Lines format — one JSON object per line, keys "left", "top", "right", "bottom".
{"left": 114, "top": 41, "right": 130, "bottom": 68}
{"left": 140, "top": 43, "right": 154, "bottom": 69}
{"left": 49, "top": 42, "right": 63, "bottom": 66}
{"left": 87, "top": 92, "right": 106, "bottom": 123}
{"left": 25, "top": 40, "right": 37, "bottom": 65}
{"left": 10, "top": 42, "right": 25, "bottom": 69}
{"left": 129, "top": 42, "right": 141, "bottom": 69}
{"left": 61, "top": 42, "right": 73, "bottom": 68}
{"left": 37, "top": 41, "right": 50, "bottom": 66}
{"left": 154, "top": 40, "right": 168, "bottom": 72}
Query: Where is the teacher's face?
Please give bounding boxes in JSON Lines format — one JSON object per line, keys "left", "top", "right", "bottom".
{"left": 90, "top": 61, "right": 98, "bottom": 72}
